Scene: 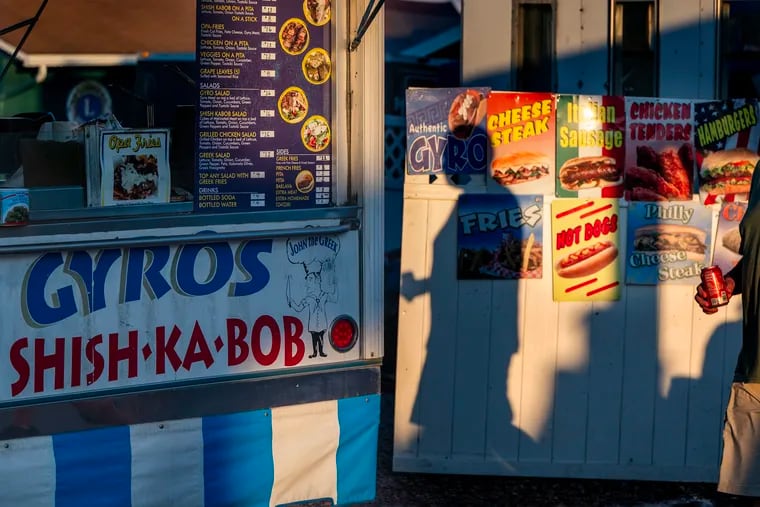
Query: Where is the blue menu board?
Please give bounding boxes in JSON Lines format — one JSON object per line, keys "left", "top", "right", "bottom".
{"left": 195, "top": 0, "right": 333, "bottom": 211}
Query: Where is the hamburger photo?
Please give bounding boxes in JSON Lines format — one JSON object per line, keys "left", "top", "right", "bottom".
{"left": 699, "top": 148, "right": 759, "bottom": 197}
{"left": 559, "top": 156, "right": 620, "bottom": 191}
{"left": 632, "top": 224, "right": 707, "bottom": 261}
{"left": 447, "top": 89, "right": 487, "bottom": 140}
{"left": 491, "top": 151, "right": 550, "bottom": 187}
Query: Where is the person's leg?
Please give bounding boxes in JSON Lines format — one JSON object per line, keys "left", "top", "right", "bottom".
{"left": 309, "top": 331, "right": 319, "bottom": 358}
{"left": 317, "top": 330, "right": 327, "bottom": 357}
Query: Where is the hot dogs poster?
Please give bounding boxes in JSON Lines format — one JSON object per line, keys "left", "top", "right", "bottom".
{"left": 486, "top": 91, "right": 556, "bottom": 194}
{"left": 457, "top": 194, "right": 543, "bottom": 279}
{"left": 623, "top": 97, "right": 696, "bottom": 202}
{"left": 625, "top": 201, "right": 712, "bottom": 285}
{"left": 551, "top": 198, "right": 621, "bottom": 301}
{"left": 693, "top": 98, "right": 760, "bottom": 205}
{"left": 713, "top": 201, "right": 745, "bottom": 275}
{"left": 405, "top": 87, "right": 490, "bottom": 175}
{"left": 555, "top": 94, "right": 625, "bottom": 198}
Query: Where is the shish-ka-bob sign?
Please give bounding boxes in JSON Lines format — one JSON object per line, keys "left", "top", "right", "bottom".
{"left": 2, "top": 232, "right": 359, "bottom": 405}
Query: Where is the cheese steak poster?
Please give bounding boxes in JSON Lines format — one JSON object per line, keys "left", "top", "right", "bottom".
{"left": 487, "top": 91, "right": 556, "bottom": 194}
{"left": 625, "top": 201, "right": 712, "bottom": 285}
{"left": 714, "top": 200, "right": 745, "bottom": 275}
{"left": 405, "top": 87, "right": 490, "bottom": 175}
{"left": 195, "top": 0, "right": 333, "bottom": 212}
{"left": 551, "top": 199, "right": 621, "bottom": 301}
{"left": 694, "top": 98, "right": 760, "bottom": 205}
{"left": 623, "top": 97, "right": 696, "bottom": 202}
{"left": 555, "top": 94, "right": 625, "bottom": 198}
{"left": 457, "top": 194, "right": 543, "bottom": 280}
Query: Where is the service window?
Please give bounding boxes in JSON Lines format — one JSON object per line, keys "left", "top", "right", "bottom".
{"left": 611, "top": 0, "right": 658, "bottom": 97}
{"left": 719, "top": 0, "right": 760, "bottom": 98}
{"left": 513, "top": 0, "right": 555, "bottom": 92}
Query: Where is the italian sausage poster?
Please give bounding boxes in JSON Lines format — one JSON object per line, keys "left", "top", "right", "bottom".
{"left": 486, "top": 91, "right": 556, "bottom": 194}
{"left": 405, "top": 87, "right": 490, "bottom": 175}
{"left": 713, "top": 201, "right": 745, "bottom": 275}
{"left": 457, "top": 194, "right": 543, "bottom": 280}
{"left": 625, "top": 201, "right": 712, "bottom": 285}
{"left": 693, "top": 98, "right": 760, "bottom": 205}
{"left": 551, "top": 198, "right": 621, "bottom": 301}
{"left": 623, "top": 97, "right": 696, "bottom": 202}
{"left": 555, "top": 94, "right": 625, "bottom": 198}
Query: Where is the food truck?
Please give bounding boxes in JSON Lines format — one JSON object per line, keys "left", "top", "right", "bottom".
{"left": 0, "top": 1, "right": 384, "bottom": 506}
{"left": 394, "top": 0, "right": 760, "bottom": 485}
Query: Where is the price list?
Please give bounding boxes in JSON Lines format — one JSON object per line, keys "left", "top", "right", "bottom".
{"left": 195, "top": 0, "right": 333, "bottom": 212}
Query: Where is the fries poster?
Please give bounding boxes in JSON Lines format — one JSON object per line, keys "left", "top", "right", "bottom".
{"left": 405, "top": 87, "right": 490, "bottom": 175}
{"left": 486, "top": 91, "right": 556, "bottom": 194}
{"left": 551, "top": 199, "right": 621, "bottom": 301}
{"left": 457, "top": 194, "right": 543, "bottom": 280}
{"left": 713, "top": 201, "right": 745, "bottom": 275}
{"left": 623, "top": 98, "right": 696, "bottom": 202}
{"left": 625, "top": 201, "right": 712, "bottom": 285}
{"left": 555, "top": 94, "right": 625, "bottom": 198}
{"left": 694, "top": 98, "right": 760, "bottom": 205}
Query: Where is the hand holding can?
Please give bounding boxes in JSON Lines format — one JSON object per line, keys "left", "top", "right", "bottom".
{"left": 695, "top": 266, "right": 734, "bottom": 314}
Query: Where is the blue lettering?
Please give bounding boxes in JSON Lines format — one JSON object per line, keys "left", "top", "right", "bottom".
{"left": 68, "top": 249, "right": 122, "bottom": 314}
{"left": 123, "top": 246, "right": 171, "bottom": 303}
{"left": 445, "top": 132, "right": 486, "bottom": 172}
{"left": 22, "top": 253, "right": 77, "bottom": 327}
{"left": 173, "top": 242, "right": 234, "bottom": 297}
{"left": 231, "top": 239, "right": 273, "bottom": 297}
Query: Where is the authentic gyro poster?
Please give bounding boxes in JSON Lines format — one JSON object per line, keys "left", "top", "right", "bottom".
{"left": 625, "top": 201, "right": 712, "bottom": 285}
{"left": 551, "top": 198, "right": 622, "bottom": 302}
{"left": 457, "top": 194, "right": 543, "bottom": 280}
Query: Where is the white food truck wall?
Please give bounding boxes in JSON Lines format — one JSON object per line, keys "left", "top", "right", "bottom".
{"left": 393, "top": 0, "right": 742, "bottom": 481}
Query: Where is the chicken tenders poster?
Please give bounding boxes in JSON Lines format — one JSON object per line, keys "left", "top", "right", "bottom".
{"left": 555, "top": 95, "right": 625, "bottom": 198}
{"left": 693, "top": 98, "right": 760, "bottom": 205}
{"left": 551, "top": 199, "right": 621, "bottom": 301}
{"left": 625, "top": 201, "right": 712, "bottom": 285}
{"left": 457, "top": 194, "right": 543, "bottom": 279}
{"left": 486, "top": 91, "right": 556, "bottom": 194}
{"left": 405, "top": 87, "right": 490, "bottom": 175}
{"left": 623, "top": 98, "right": 696, "bottom": 202}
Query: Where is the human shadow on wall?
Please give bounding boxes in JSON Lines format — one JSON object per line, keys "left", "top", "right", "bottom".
{"left": 398, "top": 154, "right": 543, "bottom": 466}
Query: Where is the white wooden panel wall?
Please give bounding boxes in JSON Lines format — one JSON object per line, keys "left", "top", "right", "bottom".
{"left": 393, "top": 182, "right": 743, "bottom": 481}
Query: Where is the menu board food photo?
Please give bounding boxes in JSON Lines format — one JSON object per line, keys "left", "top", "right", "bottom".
{"left": 195, "top": 0, "right": 333, "bottom": 212}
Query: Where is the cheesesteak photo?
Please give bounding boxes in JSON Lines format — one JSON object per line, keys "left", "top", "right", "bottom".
{"left": 491, "top": 152, "right": 550, "bottom": 187}
{"left": 631, "top": 224, "right": 707, "bottom": 261}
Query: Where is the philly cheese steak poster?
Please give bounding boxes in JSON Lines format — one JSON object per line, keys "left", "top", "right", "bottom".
{"left": 694, "top": 98, "right": 760, "bottom": 205}
{"left": 555, "top": 94, "right": 625, "bottom": 198}
{"left": 405, "top": 87, "right": 490, "bottom": 175}
{"left": 623, "top": 97, "right": 696, "bottom": 202}
{"left": 487, "top": 91, "right": 556, "bottom": 194}
{"left": 195, "top": 0, "right": 334, "bottom": 211}
{"left": 713, "top": 201, "right": 745, "bottom": 275}
{"left": 625, "top": 201, "right": 712, "bottom": 285}
{"left": 457, "top": 194, "right": 543, "bottom": 279}
{"left": 551, "top": 198, "right": 621, "bottom": 301}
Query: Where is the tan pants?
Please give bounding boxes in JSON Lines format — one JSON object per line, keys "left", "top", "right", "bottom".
{"left": 718, "top": 382, "right": 760, "bottom": 497}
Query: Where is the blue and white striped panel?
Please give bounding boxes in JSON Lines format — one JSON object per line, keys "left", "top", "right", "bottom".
{"left": 0, "top": 394, "right": 380, "bottom": 507}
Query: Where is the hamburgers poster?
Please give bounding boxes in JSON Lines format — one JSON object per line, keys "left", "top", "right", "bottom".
{"left": 555, "top": 94, "right": 625, "bottom": 198}
{"left": 694, "top": 98, "right": 760, "bottom": 205}
{"left": 551, "top": 198, "right": 622, "bottom": 302}
{"left": 623, "top": 97, "right": 696, "bottom": 202}
{"left": 486, "top": 91, "right": 556, "bottom": 194}
{"left": 625, "top": 201, "right": 712, "bottom": 285}
{"left": 457, "top": 193, "right": 543, "bottom": 280}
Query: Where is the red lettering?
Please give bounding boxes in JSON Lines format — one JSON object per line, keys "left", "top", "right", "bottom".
{"left": 71, "top": 336, "right": 83, "bottom": 387}
{"left": 556, "top": 226, "right": 581, "bottom": 249}
{"left": 283, "top": 316, "right": 305, "bottom": 366}
{"left": 251, "top": 315, "right": 280, "bottom": 366}
{"left": 10, "top": 338, "right": 30, "bottom": 396}
{"left": 34, "top": 337, "right": 65, "bottom": 393}
{"left": 86, "top": 335, "right": 104, "bottom": 385}
{"left": 156, "top": 325, "right": 183, "bottom": 374}
{"left": 226, "top": 318, "right": 248, "bottom": 366}
{"left": 723, "top": 203, "right": 745, "bottom": 221}
{"left": 108, "top": 331, "right": 138, "bottom": 381}
{"left": 183, "top": 322, "right": 214, "bottom": 370}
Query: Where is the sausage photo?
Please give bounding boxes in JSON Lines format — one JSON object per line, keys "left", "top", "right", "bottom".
{"left": 559, "top": 156, "right": 620, "bottom": 190}
{"left": 555, "top": 241, "right": 619, "bottom": 278}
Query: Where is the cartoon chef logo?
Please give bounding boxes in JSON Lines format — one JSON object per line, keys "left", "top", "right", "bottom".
{"left": 286, "top": 235, "right": 341, "bottom": 359}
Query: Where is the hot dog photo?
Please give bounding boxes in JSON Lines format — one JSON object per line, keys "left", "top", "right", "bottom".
{"left": 551, "top": 198, "right": 622, "bottom": 302}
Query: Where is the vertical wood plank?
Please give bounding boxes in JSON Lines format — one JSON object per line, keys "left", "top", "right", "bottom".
{"left": 659, "top": 0, "right": 703, "bottom": 98}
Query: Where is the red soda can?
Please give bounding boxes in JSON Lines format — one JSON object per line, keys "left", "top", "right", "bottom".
{"left": 701, "top": 265, "right": 729, "bottom": 307}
